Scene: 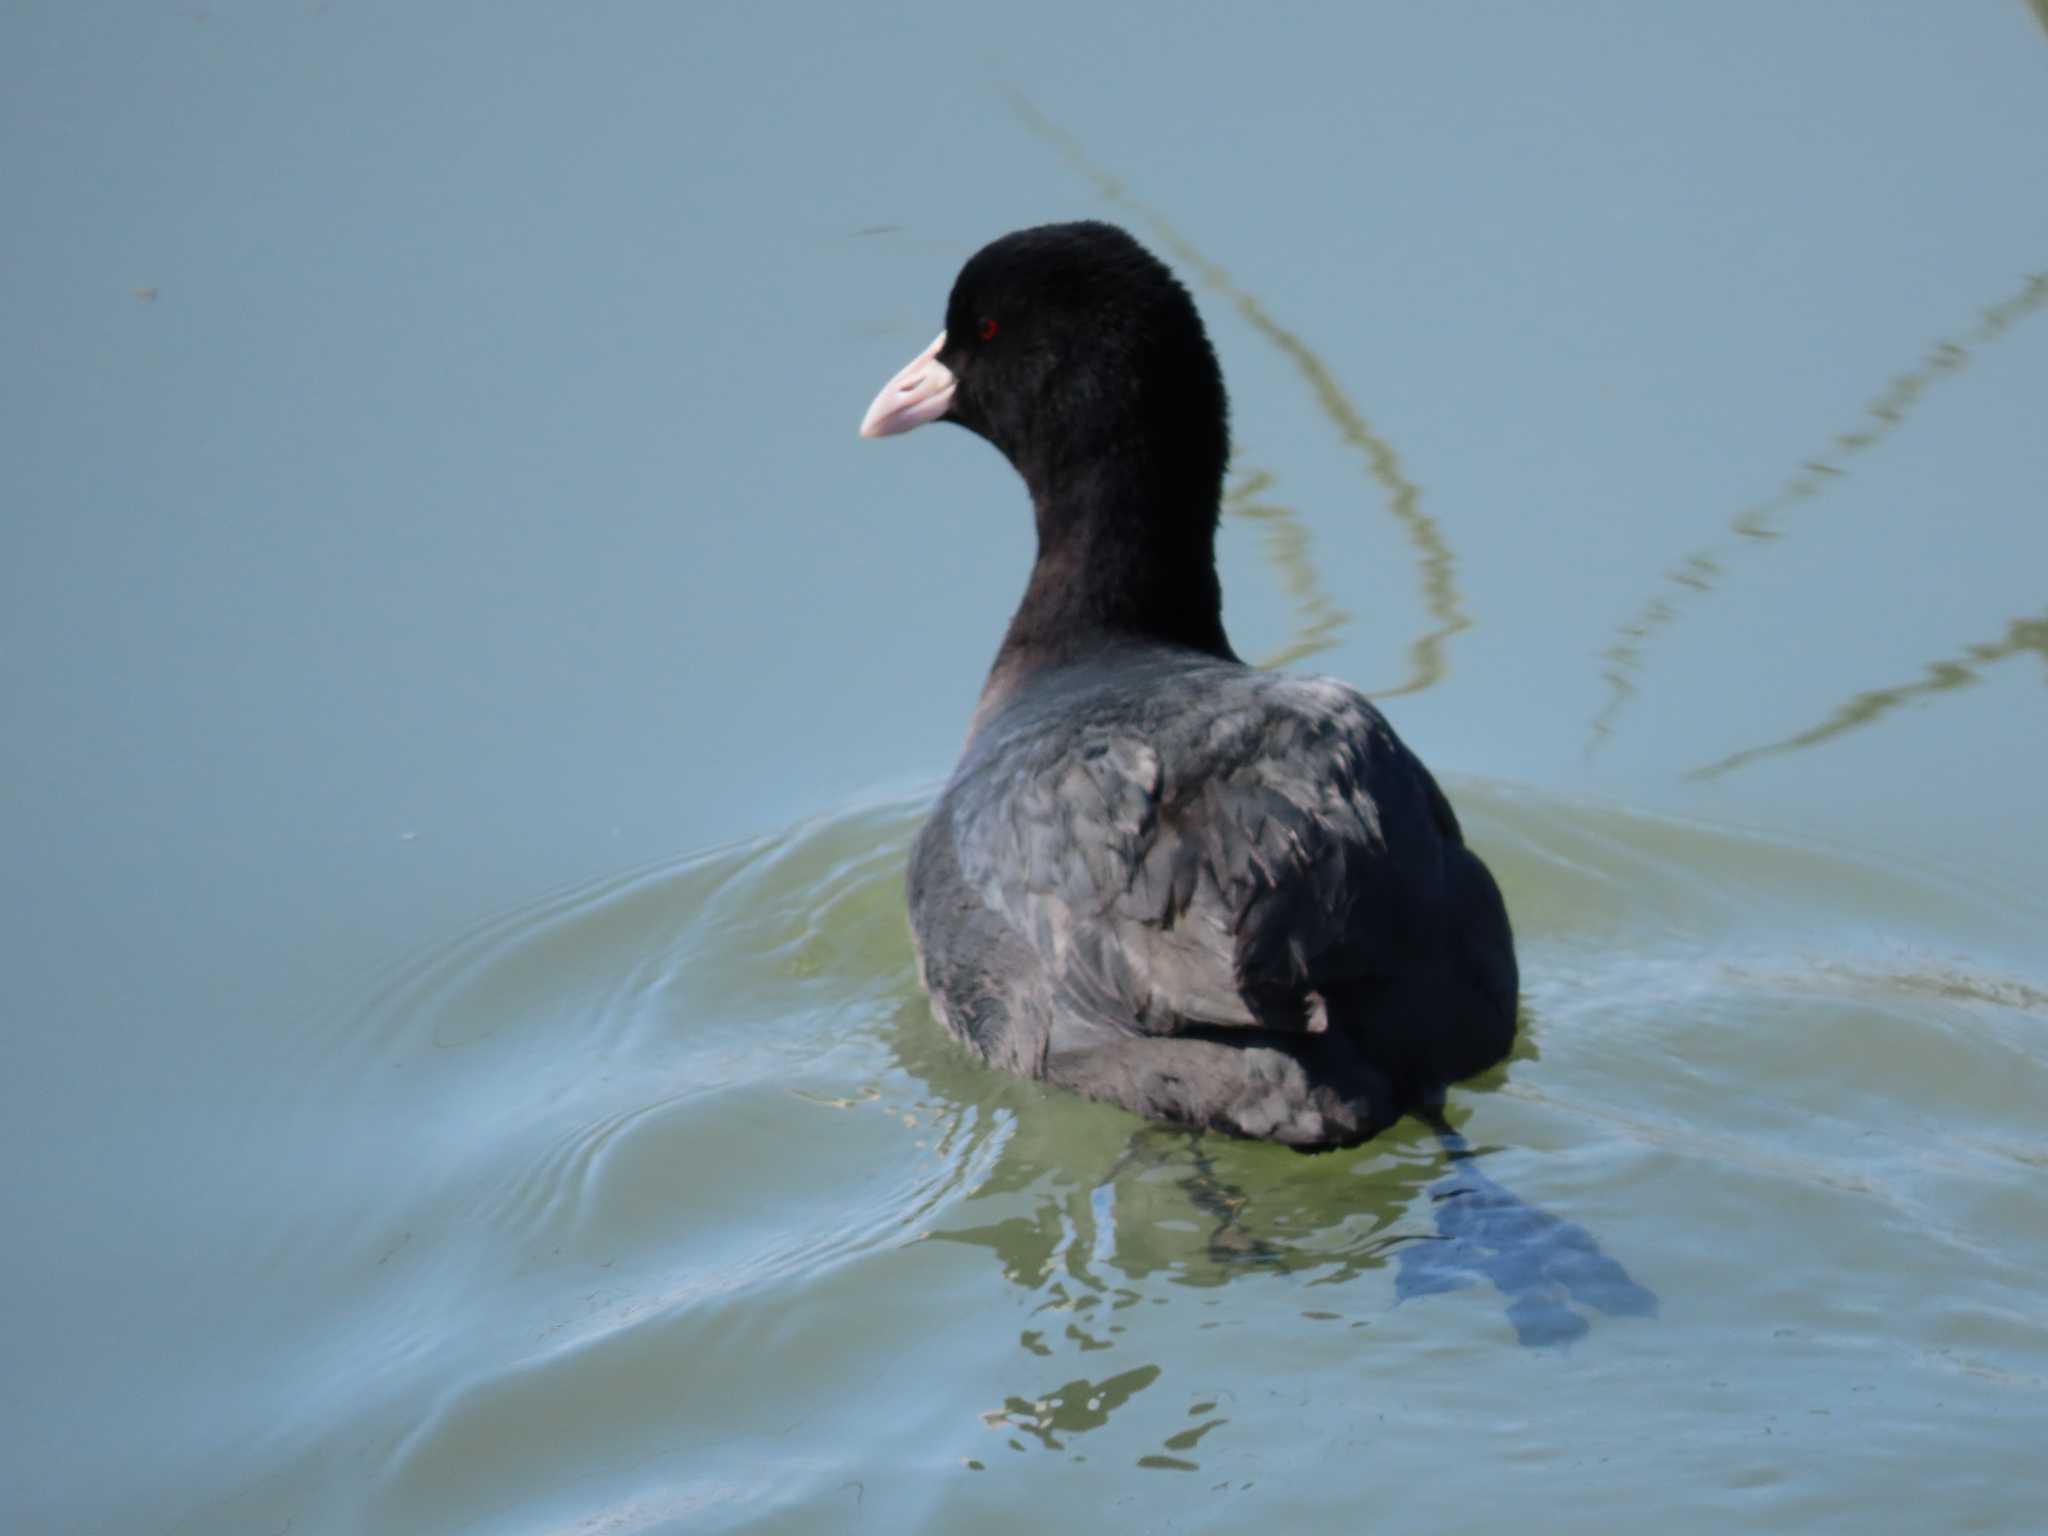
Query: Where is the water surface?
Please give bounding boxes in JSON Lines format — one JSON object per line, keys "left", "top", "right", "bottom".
{"left": 4, "top": 3, "right": 2047, "bottom": 1531}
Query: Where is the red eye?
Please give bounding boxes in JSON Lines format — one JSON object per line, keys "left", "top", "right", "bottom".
{"left": 977, "top": 317, "right": 999, "bottom": 342}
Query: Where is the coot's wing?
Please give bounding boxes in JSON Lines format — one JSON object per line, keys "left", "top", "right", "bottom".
{"left": 949, "top": 671, "right": 1459, "bottom": 1038}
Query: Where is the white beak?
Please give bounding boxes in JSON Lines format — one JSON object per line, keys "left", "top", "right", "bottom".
{"left": 859, "top": 332, "right": 956, "bottom": 438}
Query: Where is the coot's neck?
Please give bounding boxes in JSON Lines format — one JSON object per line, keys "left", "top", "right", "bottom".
{"left": 978, "top": 449, "right": 1237, "bottom": 720}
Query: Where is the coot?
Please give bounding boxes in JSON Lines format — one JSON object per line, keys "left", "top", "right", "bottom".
{"left": 861, "top": 222, "right": 1516, "bottom": 1148}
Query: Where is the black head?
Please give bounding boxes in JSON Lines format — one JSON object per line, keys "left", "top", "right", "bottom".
{"left": 862, "top": 222, "right": 1230, "bottom": 520}
{"left": 861, "top": 222, "right": 1238, "bottom": 668}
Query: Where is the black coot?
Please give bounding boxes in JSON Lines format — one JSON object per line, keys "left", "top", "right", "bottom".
{"left": 861, "top": 221, "right": 1516, "bottom": 1148}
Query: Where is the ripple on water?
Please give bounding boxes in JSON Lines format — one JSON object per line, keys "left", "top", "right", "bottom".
{"left": 243, "top": 785, "right": 2048, "bottom": 1535}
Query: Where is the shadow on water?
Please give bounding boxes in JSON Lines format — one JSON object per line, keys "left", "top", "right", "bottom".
{"left": 1007, "top": 91, "right": 1470, "bottom": 698}
{"left": 1688, "top": 608, "right": 2048, "bottom": 780}
{"left": 1399, "top": 1118, "right": 1657, "bottom": 1348}
{"left": 1589, "top": 268, "right": 2048, "bottom": 752}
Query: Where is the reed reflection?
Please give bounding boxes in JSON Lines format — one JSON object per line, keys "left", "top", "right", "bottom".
{"left": 1225, "top": 466, "right": 1354, "bottom": 669}
{"left": 1008, "top": 92, "right": 1469, "bottom": 697}
{"left": 1590, "top": 270, "right": 2048, "bottom": 751}
{"left": 1690, "top": 608, "right": 2048, "bottom": 780}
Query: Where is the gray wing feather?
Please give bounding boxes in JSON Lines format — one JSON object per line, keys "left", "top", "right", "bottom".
{"left": 944, "top": 668, "right": 1454, "bottom": 1041}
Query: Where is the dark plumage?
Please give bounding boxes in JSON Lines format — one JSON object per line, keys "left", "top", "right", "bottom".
{"left": 862, "top": 222, "right": 1516, "bottom": 1148}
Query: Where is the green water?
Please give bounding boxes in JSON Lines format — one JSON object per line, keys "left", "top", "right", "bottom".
{"left": 146, "top": 791, "right": 2048, "bottom": 1533}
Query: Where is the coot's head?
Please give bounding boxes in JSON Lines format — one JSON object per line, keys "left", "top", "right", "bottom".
{"left": 860, "top": 222, "right": 1228, "bottom": 514}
